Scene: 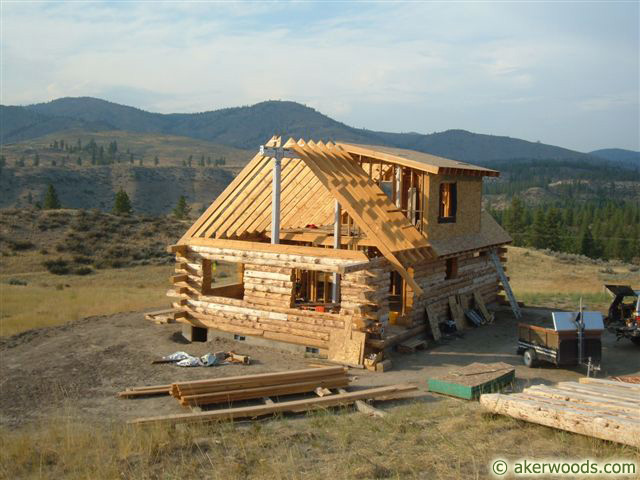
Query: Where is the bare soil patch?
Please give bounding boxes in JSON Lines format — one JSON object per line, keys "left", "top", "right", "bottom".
{"left": 2, "top": 306, "right": 638, "bottom": 429}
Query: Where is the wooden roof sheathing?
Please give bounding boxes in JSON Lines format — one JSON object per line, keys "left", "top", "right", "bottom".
{"left": 428, "top": 212, "right": 513, "bottom": 257}
{"left": 339, "top": 142, "right": 500, "bottom": 177}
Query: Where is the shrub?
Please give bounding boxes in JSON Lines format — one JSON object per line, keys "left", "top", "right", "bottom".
{"left": 73, "top": 266, "right": 93, "bottom": 275}
{"left": 43, "top": 258, "right": 70, "bottom": 275}
{"left": 8, "top": 278, "right": 27, "bottom": 286}
{"left": 72, "top": 255, "right": 93, "bottom": 265}
{"left": 9, "top": 240, "right": 35, "bottom": 251}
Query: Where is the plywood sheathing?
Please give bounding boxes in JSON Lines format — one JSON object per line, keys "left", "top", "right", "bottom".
{"left": 428, "top": 212, "right": 512, "bottom": 257}
{"left": 339, "top": 143, "right": 500, "bottom": 177}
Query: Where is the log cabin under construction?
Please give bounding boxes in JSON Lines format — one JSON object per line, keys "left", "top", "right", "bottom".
{"left": 166, "top": 136, "right": 512, "bottom": 366}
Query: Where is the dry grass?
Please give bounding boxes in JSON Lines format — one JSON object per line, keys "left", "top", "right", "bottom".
{"left": 506, "top": 246, "right": 640, "bottom": 311}
{"left": 1, "top": 245, "right": 639, "bottom": 479}
{"left": 0, "top": 265, "right": 174, "bottom": 336}
{"left": 1, "top": 399, "right": 636, "bottom": 480}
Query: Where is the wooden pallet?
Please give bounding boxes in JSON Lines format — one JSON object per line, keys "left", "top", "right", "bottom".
{"left": 397, "top": 337, "right": 428, "bottom": 353}
{"left": 480, "top": 377, "right": 640, "bottom": 447}
{"left": 428, "top": 362, "right": 515, "bottom": 400}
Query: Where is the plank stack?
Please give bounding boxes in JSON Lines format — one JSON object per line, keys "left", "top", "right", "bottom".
{"left": 170, "top": 366, "right": 350, "bottom": 407}
{"left": 480, "top": 377, "right": 640, "bottom": 448}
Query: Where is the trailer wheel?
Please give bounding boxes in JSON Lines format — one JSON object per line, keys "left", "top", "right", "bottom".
{"left": 523, "top": 349, "right": 538, "bottom": 368}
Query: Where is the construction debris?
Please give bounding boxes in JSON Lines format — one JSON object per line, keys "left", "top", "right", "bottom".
{"left": 427, "top": 362, "right": 515, "bottom": 400}
{"left": 152, "top": 351, "right": 251, "bottom": 367}
{"left": 479, "top": 377, "right": 640, "bottom": 448}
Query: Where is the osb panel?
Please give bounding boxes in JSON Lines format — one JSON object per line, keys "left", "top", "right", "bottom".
{"left": 423, "top": 173, "right": 483, "bottom": 242}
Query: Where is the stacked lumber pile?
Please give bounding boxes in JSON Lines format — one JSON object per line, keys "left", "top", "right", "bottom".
{"left": 170, "top": 366, "right": 349, "bottom": 407}
{"left": 131, "top": 383, "right": 417, "bottom": 426}
{"left": 480, "top": 377, "right": 640, "bottom": 448}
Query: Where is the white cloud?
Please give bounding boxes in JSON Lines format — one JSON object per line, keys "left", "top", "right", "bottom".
{"left": 0, "top": 1, "right": 638, "bottom": 150}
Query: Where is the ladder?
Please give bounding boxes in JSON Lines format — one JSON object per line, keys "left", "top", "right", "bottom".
{"left": 489, "top": 249, "right": 521, "bottom": 319}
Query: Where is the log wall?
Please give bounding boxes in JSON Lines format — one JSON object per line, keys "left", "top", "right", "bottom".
{"left": 168, "top": 244, "right": 506, "bottom": 359}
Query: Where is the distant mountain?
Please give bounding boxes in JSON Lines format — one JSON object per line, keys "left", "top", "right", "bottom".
{"left": 590, "top": 148, "right": 640, "bottom": 167}
{"left": 0, "top": 105, "right": 109, "bottom": 144}
{"left": 0, "top": 96, "right": 620, "bottom": 164}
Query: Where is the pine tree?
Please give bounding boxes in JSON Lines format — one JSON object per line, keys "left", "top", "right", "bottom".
{"left": 173, "top": 195, "right": 191, "bottom": 219}
{"left": 578, "top": 226, "right": 596, "bottom": 258}
{"left": 129, "top": 153, "right": 134, "bottom": 164}
{"left": 43, "top": 184, "right": 61, "bottom": 209}
{"left": 77, "top": 157, "right": 82, "bottom": 166}
{"left": 113, "top": 188, "right": 133, "bottom": 215}
{"left": 504, "top": 196, "right": 527, "bottom": 246}
{"left": 0, "top": 155, "right": 5, "bottom": 167}
{"left": 154, "top": 156, "right": 159, "bottom": 166}
{"left": 528, "top": 208, "right": 547, "bottom": 249}
{"left": 33, "top": 153, "right": 40, "bottom": 167}
{"left": 544, "top": 208, "right": 562, "bottom": 252}
{"left": 187, "top": 155, "right": 193, "bottom": 167}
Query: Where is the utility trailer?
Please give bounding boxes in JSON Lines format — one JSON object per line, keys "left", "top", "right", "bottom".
{"left": 517, "top": 311, "right": 603, "bottom": 375}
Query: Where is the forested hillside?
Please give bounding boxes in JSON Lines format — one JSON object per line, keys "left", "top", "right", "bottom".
{"left": 1, "top": 97, "right": 613, "bottom": 164}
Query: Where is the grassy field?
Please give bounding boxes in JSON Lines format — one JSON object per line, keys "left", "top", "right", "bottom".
{"left": 0, "top": 265, "right": 173, "bottom": 336}
{"left": 507, "top": 246, "right": 640, "bottom": 311}
{"left": 1, "top": 397, "right": 636, "bottom": 480}
{"left": 1, "top": 244, "right": 639, "bottom": 479}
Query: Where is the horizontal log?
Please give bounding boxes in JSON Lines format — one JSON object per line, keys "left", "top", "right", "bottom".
{"left": 480, "top": 393, "right": 640, "bottom": 447}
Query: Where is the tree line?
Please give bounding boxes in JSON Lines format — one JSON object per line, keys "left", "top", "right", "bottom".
{"left": 489, "top": 197, "right": 640, "bottom": 262}
{"left": 1, "top": 138, "right": 227, "bottom": 168}
{"left": 36, "top": 183, "right": 192, "bottom": 219}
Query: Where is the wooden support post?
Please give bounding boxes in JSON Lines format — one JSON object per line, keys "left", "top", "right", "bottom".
{"left": 332, "top": 200, "right": 341, "bottom": 303}
{"left": 271, "top": 154, "right": 282, "bottom": 245}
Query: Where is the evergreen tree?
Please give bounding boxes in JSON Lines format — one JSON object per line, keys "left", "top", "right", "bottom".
{"left": 154, "top": 156, "right": 159, "bottom": 166}
{"left": 173, "top": 195, "right": 191, "bottom": 219}
{"left": 113, "top": 188, "right": 133, "bottom": 215}
{"left": 504, "top": 196, "right": 527, "bottom": 246}
{"left": 528, "top": 208, "right": 547, "bottom": 249}
{"left": 578, "top": 226, "right": 596, "bottom": 258}
{"left": 198, "top": 154, "right": 205, "bottom": 167}
{"left": 77, "top": 157, "right": 82, "bottom": 166}
{"left": 544, "top": 208, "right": 562, "bottom": 252}
{"left": 187, "top": 155, "right": 193, "bottom": 167}
{"left": 0, "top": 155, "right": 5, "bottom": 167}
{"left": 129, "top": 153, "right": 134, "bottom": 164}
{"left": 43, "top": 184, "right": 61, "bottom": 209}
{"left": 33, "top": 153, "right": 40, "bottom": 166}
{"left": 27, "top": 191, "right": 33, "bottom": 205}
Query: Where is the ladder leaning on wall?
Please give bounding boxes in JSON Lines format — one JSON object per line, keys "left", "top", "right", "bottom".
{"left": 489, "top": 249, "right": 522, "bottom": 319}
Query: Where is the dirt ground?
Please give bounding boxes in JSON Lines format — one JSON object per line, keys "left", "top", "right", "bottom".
{"left": 1, "top": 306, "right": 638, "bottom": 429}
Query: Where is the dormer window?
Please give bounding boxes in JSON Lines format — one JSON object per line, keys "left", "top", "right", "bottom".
{"left": 438, "top": 182, "right": 457, "bottom": 223}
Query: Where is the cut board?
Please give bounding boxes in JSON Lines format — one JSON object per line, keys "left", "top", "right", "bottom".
{"left": 328, "top": 323, "right": 366, "bottom": 366}
{"left": 427, "top": 362, "right": 515, "bottom": 400}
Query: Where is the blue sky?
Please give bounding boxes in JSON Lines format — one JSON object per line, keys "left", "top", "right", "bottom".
{"left": 1, "top": 1, "right": 638, "bottom": 152}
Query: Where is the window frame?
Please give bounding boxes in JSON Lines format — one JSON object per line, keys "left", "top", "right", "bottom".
{"left": 438, "top": 182, "right": 457, "bottom": 223}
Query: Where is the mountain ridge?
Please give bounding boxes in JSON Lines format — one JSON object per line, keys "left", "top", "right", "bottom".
{"left": 1, "top": 96, "right": 634, "bottom": 165}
